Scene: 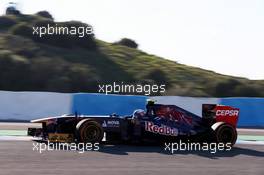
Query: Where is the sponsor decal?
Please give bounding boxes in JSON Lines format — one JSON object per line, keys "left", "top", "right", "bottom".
{"left": 102, "top": 121, "right": 107, "bottom": 127}
{"left": 48, "top": 133, "right": 74, "bottom": 143}
{"left": 216, "top": 110, "right": 239, "bottom": 117}
{"left": 145, "top": 121, "right": 178, "bottom": 136}
{"left": 102, "top": 120, "right": 120, "bottom": 128}
{"left": 155, "top": 106, "right": 192, "bottom": 125}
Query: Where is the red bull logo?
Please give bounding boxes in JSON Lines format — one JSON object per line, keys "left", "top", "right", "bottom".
{"left": 145, "top": 121, "right": 178, "bottom": 136}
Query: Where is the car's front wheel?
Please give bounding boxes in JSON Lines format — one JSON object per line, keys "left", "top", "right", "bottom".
{"left": 76, "top": 119, "right": 104, "bottom": 143}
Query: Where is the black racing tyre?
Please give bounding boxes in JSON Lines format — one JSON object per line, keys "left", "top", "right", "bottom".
{"left": 215, "top": 124, "right": 237, "bottom": 146}
{"left": 76, "top": 119, "right": 104, "bottom": 143}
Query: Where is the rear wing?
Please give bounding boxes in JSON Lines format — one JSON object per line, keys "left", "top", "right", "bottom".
{"left": 202, "top": 104, "right": 239, "bottom": 127}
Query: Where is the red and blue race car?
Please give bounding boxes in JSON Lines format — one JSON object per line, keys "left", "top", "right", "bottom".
{"left": 28, "top": 101, "right": 239, "bottom": 146}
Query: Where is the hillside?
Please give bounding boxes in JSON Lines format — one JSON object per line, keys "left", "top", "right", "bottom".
{"left": 0, "top": 12, "right": 263, "bottom": 97}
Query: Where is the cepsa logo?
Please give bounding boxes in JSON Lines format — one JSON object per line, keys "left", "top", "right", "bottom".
{"left": 216, "top": 110, "right": 239, "bottom": 117}
{"left": 145, "top": 121, "right": 178, "bottom": 136}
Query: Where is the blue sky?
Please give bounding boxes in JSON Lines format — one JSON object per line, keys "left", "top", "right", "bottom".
{"left": 1, "top": 0, "right": 264, "bottom": 80}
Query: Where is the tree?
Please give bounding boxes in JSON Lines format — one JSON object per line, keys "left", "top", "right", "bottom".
{"left": 6, "top": 3, "right": 20, "bottom": 15}
{"left": 36, "top": 11, "right": 54, "bottom": 20}
{"left": 0, "top": 16, "right": 17, "bottom": 30}
{"left": 214, "top": 79, "right": 241, "bottom": 97}
{"left": 115, "top": 38, "right": 138, "bottom": 48}
{"left": 9, "top": 23, "right": 32, "bottom": 38}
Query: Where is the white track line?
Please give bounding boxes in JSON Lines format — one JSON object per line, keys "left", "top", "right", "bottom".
{"left": 0, "top": 136, "right": 33, "bottom": 141}
{"left": 236, "top": 140, "right": 264, "bottom": 145}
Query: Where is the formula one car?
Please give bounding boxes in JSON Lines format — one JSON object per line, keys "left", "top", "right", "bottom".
{"left": 28, "top": 101, "right": 239, "bottom": 146}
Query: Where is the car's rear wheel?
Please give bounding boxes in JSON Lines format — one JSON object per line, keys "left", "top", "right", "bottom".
{"left": 215, "top": 124, "right": 237, "bottom": 146}
{"left": 76, "top": 120, "right": 104, "bottom": 143}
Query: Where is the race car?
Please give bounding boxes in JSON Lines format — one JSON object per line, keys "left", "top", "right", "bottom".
{"left": 28, "top": 101, "right": 239, "bottom": 146}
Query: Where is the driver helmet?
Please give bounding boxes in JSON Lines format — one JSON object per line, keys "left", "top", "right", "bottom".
{"left": 132, "top": 109, "right": 146, "bottom": 120}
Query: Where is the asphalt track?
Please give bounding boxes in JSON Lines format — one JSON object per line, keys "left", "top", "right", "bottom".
{"left": 0, "top": 123, "right": 263, "bottom": 175}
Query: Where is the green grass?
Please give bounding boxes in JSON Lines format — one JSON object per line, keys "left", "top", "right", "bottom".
{"left": 0, "top": 130, "right": 27, "bottom": 136}
{"left": 238, "top": 135, "right": 264, "bottom": 141}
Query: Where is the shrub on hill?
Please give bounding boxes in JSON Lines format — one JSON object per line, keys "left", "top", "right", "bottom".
{"left": 9, "top": 23, "right": 32, "bottom": 38}
{"left": 36, "top": 11, "right": 54, "bottom": 20}
{"left": 115, "top": 38, "right": 138, "bottom": 48}
{"left": 0, "top": 16, "right": 17, "bottom": 30}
